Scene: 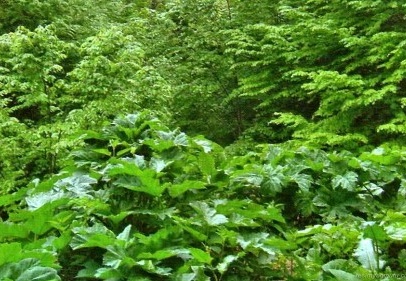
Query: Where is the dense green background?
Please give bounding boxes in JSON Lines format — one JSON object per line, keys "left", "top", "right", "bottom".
{"left": 1, "top": 1, "right": 406, "bottom": 280}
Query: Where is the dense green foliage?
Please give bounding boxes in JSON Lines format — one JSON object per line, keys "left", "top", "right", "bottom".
{"left": 1, "top": 0, "right": 406, "bottom": 280}
{"left": 1, "top": 113, "right": 406, "bottom": 280}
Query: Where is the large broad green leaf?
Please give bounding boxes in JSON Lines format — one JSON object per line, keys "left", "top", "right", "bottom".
{"left": 236, "top": 232, "right": 276, "bottom": 258}
{"left": 122, "top": 156, "right": 147, "bottom": 169}
{"left": 262, "top": 165, "right": 286, "bottom": 193}
{"left": 363, "top": 223, "right": 388, "bottom": 242}
{"left": 23, "top": 204, "right": 59, "bottom": 236}
{"left": 214, "top": 199, "right": 285, "bottom": 225}
{"left": 95, "top": 267, "right": 123, "bottom": 279}
{"left": 150, "top": 157, "right": 169, "bottom": 172}
{"left": 264, "top": 205, "right": 286, "bottom": 223}
{"left": 399, "top": 179, "right": 406, "bottom": 196}
{"left": 108, "top": 160, "right": 147, "bottom": 177}
{"left": 384, "top": 222, "right": 406, "bottom": 240}
{"left": 117, "top": 225, "right": 132, "bottom": 242}
{"left": 7, "top": 204, "right": 58, "bottom": 236}
{"left": 110, "top": 161, "right": 165, "bottom": 197}
{"left": 193, "top": 138, "right": 214, "bottom": 153}
{"left": 265, "top": 237, "right": 297, "bottom": 251}
{"left": 295, "top": 224, "right": 325, "bottom": 239}
{"left": 114, "top": 173, "right": 165, "bottom": 197}
{"left": 177, "top": 266, "right": 210, "bottom": 281}
{"left": 190, "top": 202, "right": 228, "bottom": 226}
{"left": 360, "top": 147, "right": 401, "bottom": 165}
{"left": 322, "top": 259, "right": 360, "bottom": 279}
{"left": 216, "top": 255, "right": 240, "bottom": 274}
{"left": 26, "top": 174, "right": 96, "bottom": 210}
{"left": 92, "top": 148, "right": 111, "bottom": 156}
{"left": 0, "top": 243, "right": 22, "bottom": 266}
{"left": 48, "top": 210, "right": 76, "bottom": 231}
{"left": 0, "top": 258, "right": 60, "bottom": 281}
{"left": 55, "top": 173, "right": 98, "bottom": 197}
{"left": 173, "top": 217, "right": 207, "bottom": 241}
{"left": 290, "top": 173, "right": 313, "bottom": 191}
{"left": 135, "top": 227, "right": 182, "bottom": 252}
{"left": 362, "top": 182, "right": 383, "bottom": 196}
{"left": 353, "top": 238, "right": 385, "bottom": 270}
{"left": 326, "top": 269, "right": 361, "bottom": 281}
{"left": 189, "top": 248, "right": 212, "bottom": 264}
{"left": 105, "top": 211, "right": 135, "bottom": 225}
{"left": 25, "top": 190, "right": 65, "bottom": 211}
{"left": 130, "top": 208, "right": 177, "bottom": 220}
{"left": 230, "top": 169, "right": 263, "bottom": 188}
{"left": 0, "top": 187, "right": 28, "bottom": 207}
{"left": 18, "top": 245, "right": 58, "bottom": 268}
{"left": 135, "top": 248, "right": 211, "bottom": 267}
{"left": 168, "top": 180, "right": 206, "bottom": 198}
{"left": 104, "top": 244, "right": 135, "bottom": 269}
{"left": 143, "top": 138, "right": 176, "bottom": 153}
{"left": 332, "top": 171, "right": 358, "bottom": 191}
{"left": 174, "top": 132, "right": 188, "bottom": 146}
{"left": 51, "top": 231, "right": 72, "bottom": 250}
{"left": 70, "top": 223, "right": 116, "bottom": 250}
{"left": 135, "top": 260, "right": 172, "bottom": 275}
{"left": 16, "top": 266, "right": 61, "bottom": 281}
{"left": 198, "top": 153, "right": 216, "bottom": 178}
{"left": 137, "top": 248, "right": 190, "bottom": 261}
{"left": 0, "top": 223, "right": 29, "bottom": 240}
{"left": 77, "top": 261, "right": 100, "bottom": 279}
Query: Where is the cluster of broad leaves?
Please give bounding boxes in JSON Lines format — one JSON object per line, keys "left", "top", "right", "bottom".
{"left": 0, "top": 112, "right": 405, "bottom": 280}
{"left": 0, "top": 0, "right": 171, "bottom": 192}
{"left": 2, "top": 1, "right": 406, "bottom": 280}
{"left": 4, "top": 0, "right": 406, "bottom": 195}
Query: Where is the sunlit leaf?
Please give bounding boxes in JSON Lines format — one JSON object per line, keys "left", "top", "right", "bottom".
{"left": 326, "top": 269, "right": 361, "bottom": 281}
{"left": 56, "top": 173, "right": 98, "bottom": 197}
{"left": 189, "top": 248, "right": 212, "bottom": 264}
{"left": 216, "top": 255, "right": 239, "bottom": 274}
{"left": 193, "top": 138, "right": 213, "bottom": 153}
{"left": 0, "top": 223, "right": 29, "bottom": 240}
{"left": 25, "top": 190, "right": 65, "bottom": 211}
{"left": 384, "top": 222, "right": 406, "bottom": 240}
{"left": 135, "top": 260, "right": 172, "bottom": 275}
{"left": 0, "top": 258, "right": 60, "bottom": 281}
{"left": 71, "top": 223, "right": 116, "bottom": 250}
{"left": 353, "top": 238, "right": 384, "bottom": 270}
{"left": 190, "top": 202, "right": 228, "bottom": 226}
{"left": 332, "top": 171, "right": 358, "bottom": 191}
{"left": 104, "top": 244, "right": 133, "bottom": 269}
{"left": 363, "top": 223, "right": 388, "bottom": 242}
{"left": 0, "top": 243, "right": 22, "bottom": 266}
{"left": 174, "top": 132, "right": 188, "bottom": 146}
{"left": 137, "top": 248, "right": 190, "bottom": 261}
{"left": 150, "top": 157, "right": 168, "bottom": 172}
{"left": 168, "top": 181, "right": 206, "bottom": 198}
{"left": 113, "top": 169, "right": 165, "bottom": 197}
{"left": 290, "top": 173, "right": 312, "bottom": 191}
{"left": 198, "top": 153, "right": 216, "bottom": 178}
{"left": 117, "top": 225, "right": 132, "bottom": 242}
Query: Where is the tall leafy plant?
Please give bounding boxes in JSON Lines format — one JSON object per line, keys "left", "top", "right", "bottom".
{"left": 226, "top": 0, "right": 406, "bottom": 148}
{"left": 142, "top": 0, "right": 248, "bottom": 144}
{"left": 0, "top": 25, "right": 78, "bottom": 190}
{"left": 1, "top": 111, "right": 406, "bottom": 279}
{"left": 0, "top": 112, "right": 289, "bottom": 280}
